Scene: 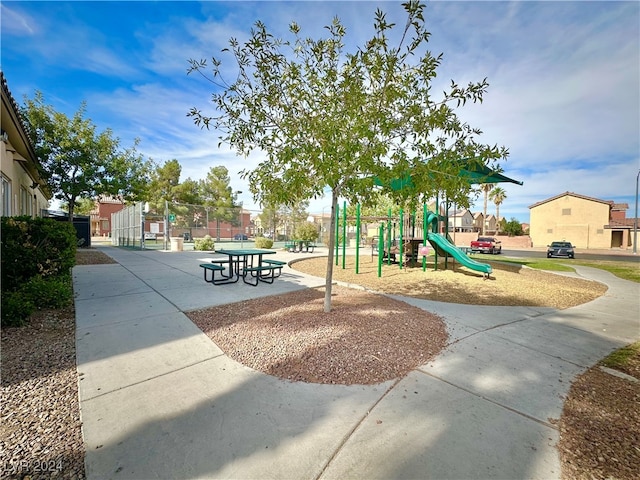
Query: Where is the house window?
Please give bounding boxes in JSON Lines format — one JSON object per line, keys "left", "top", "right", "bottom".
{"left": 1, "top": 176, "right": 11, "bottom": 216}
{"left": 562, "top": 208, "right": 571, "bottom": 215}
{"left": 20, "top": 187, "right": 32, "bottom": 216}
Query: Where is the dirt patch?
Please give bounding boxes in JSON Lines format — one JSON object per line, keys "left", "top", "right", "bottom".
{"left": 558, "top": 348, "right": 640, "bottom": 480}
{"left": 290, "top": 255, "right": 607, "bottom": 308}
{"left": 187, "top": 285, "right": 448, "bottom": 385}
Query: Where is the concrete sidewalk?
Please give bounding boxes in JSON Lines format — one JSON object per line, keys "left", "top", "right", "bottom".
{"left": 74, "top": 246, "right": 639, "bottom": 479}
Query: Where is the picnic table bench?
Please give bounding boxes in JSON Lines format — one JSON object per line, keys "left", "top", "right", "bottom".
{"left": 285, "top": 241, "right": 316, "bottom": 253}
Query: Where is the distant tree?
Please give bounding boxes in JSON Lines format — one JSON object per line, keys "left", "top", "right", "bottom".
{"left": 294, "top": 222, "right": 319, "bottom": 243}
{"left": 503, "top": 217, "right": 523, "bottom": 236}
{"left": 489, "top": 186, "right": 506, "bottom": 234}
{"left": 188, "top": 1, "right": 508, "bottom": 310}
{"left": 258, "top": 203, "right": 282, "bottom": 239}
{"left": 147, "top": 159, "right": 182, "bottom": 212}
{"left": 200, "top": 166, "right": 237, "bottom": 240}
{"left": 21, "top": 92, "right": 152, "bottom": 221}
{"left": 65, "top": 197, "right": 95, "bottom": 216}
{"left": 479, "top": 184, "right": 494, "bottom": 235}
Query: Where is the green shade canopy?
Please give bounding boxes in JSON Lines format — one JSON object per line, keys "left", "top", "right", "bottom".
{"left": 373, "top": 159, "right": 523, "bottom": 191}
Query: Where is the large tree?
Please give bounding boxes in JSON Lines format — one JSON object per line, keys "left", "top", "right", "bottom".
{"left": 188, "top": 0, "right": 508, "bottom": 311}
{"left": 21, "top": 92, "right": 151, "bottom": 220}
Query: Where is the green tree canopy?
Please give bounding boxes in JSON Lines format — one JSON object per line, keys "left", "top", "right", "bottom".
{"left": 188, "top": 0, "right": 508, "bottom": 310}
{"left": 21, "top": 91, "right": 152, "bottom": 220}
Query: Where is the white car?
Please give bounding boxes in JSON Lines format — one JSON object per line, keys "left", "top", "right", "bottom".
{"left": 144, "top": 232, "right": 156, "bottom": 240}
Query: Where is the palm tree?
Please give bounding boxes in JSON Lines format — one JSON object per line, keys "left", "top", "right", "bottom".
{"left": 489, "top": 186, "right": 507, "bottom": 234}
{"left": 480, "top": 183, "right": 494, "bottom": 235}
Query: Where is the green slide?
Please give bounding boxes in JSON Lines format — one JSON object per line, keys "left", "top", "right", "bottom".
{"left": 427, "top": 232, "right": 492, "bottom": 275}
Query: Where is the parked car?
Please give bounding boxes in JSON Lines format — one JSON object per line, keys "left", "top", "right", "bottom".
{"left": 144, "top": 232, "right": 156, "bottom": 240}
{"left": 233, "top": 234, "right": 248, "bottom": 240}
{"left": 182, "top": 232, "right": 193, "bottom": 242}
{"left": 470, "top": 236, "right": 502, "bottom": 254}
{"left": 547, "top": 241, "right": 575, "bottom": 258}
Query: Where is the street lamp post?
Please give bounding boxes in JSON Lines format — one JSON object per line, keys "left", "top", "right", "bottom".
{"left": 634, "top": 170, "right": 639, "bottom": 254}
{"left": 235, "top": 190, "right": 244, "bottom": 248}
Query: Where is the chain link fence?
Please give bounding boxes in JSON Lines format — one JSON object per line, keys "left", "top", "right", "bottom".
{"left": 111, "top": 201, "right": 265, "bottom": 249}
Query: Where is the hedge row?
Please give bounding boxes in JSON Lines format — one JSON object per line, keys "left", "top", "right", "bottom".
{"left": 1, "top": 216, "right": 77, "bottom": 327}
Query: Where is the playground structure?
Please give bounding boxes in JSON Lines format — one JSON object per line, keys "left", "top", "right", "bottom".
{"left": 331, "top": 159, "right": 523, "bottom": 279}
{"left": 333, "top": 201, "right": 493, "bottom": 278}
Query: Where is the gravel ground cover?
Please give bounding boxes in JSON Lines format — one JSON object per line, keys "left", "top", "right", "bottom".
{"left": 187, "top": 285, "right": 448, "bottom": 385}
{"left": 2, "top": 247, "right": 636, "bottom": 480}
{"left": 1, "top": 249, "right": 115, "bottom": 479}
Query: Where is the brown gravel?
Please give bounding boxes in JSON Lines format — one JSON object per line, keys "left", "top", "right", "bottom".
{"left": 2, "top": 247, "right": 635, "bottom": 480}
{"left": 1, "top": 309, "right": 84, "bottom": 480}
{"left": 558, "top": 346, "right": 640, "bottom": 480}
{"left": 187, "top": 285, "right": 448, "bottom": 385}
{"left": 290, "top": 255, "right": 607, "bottom": 308}
{"left": 0, "top": 247, "right": 113, "bottom": 480}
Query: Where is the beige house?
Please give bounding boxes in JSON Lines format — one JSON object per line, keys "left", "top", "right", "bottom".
{"left": 529, "top": 192, "right": 634, "bottom": 249}
{"left": 472, "top": 212, "right": 483, "bottom": 232}
{"left": 448, "top": 209, "right": 475, "bottom": 232}
{"left": 1, "top": 72, "right": 50, "bottom": 217}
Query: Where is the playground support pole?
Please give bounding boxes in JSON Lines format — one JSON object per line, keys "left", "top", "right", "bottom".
{"left": 434, "top": 194, "right": 439, "bottom": 271}
{"left": 342, "top": 201, "right": 347, "bottom": 270}
{"left": 335, "top": 203, "right": 339, "bottom": 266}
{"left": 399, "top": 208, "right": 404, "bottom": 270}
{"left": 423, "top": 203, "right": 427, "bottom": 272}
{"left": 386, "top": 209, "right": 392, "bottom": 265}
{"left": 378, "top": 224, "right": 384, "bottom": 277}
{"left": 355, "top": 203, "right": 361, "bottom": 274}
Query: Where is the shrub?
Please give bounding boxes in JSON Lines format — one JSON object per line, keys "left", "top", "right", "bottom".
{"left": 255, "top": 237, "right": 273, "bottom": 249}
{"left": 194, "top": 235, "right": 215, "bottom": 251}
{"left": 294, "top": 222, "right": 319, "bottom": 243}
{"left": 1, "top": 291, "right": 34, "bottom": 327}
{"left": 21, "top": 275, "right": 73, "bottom": 309}
{"left": 1, "top": 216, "right": 76, "bottom": 292}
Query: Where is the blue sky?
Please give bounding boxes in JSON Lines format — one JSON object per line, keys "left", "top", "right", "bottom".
{"left": 2, "top": 0, "right": 639, "bottom": 222}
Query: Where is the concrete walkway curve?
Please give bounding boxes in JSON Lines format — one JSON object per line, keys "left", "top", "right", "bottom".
{"left": 73, "top": 246, "right": 639, "bottom": 479}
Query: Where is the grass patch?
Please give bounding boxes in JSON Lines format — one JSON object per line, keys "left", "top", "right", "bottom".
{"left": 476, "top": 255, "right": 639, "bottom": 283}
{"left": 600, "top": 342, "right": 640, "bottom": 369}
{"left": 572, "top": 260, "right": 640, "bottom": 283}
{"left": 487, "top": 257, "right": 576, "bottom": 272}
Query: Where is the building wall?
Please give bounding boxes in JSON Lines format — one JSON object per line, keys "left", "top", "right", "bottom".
{"left": 530, "top": 194, "right": 611, "bottom": 248}
{"left": 2, "top": 73, "right": 50, "bottom": 216}
{"left": 449, "top": 210, "right": 474, "bottom": 231}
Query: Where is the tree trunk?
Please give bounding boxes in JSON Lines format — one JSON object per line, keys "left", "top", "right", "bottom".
{"left": 323, "top": 192, "right": 338, "bottom": 313}
{"left": 482, "top": 190, "right": 488, "bottom": 235}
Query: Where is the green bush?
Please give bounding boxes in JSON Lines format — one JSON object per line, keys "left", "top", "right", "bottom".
{"left": 194, "top": 235, "right": 215, "bottom": 251}
{"left": 294, "top": 222, "right": 319, "bottom": 243}
{"left": 255, "top": 237, "right": 273, "bottom": 249}
{"left": 1, "top": 216, "right": 76, "bottom": 327}
{"left": 1, "top": 216, "right": 76, "bottom": 292}
{"left": 1, "top": 291, "right": 35, "bottom": 327}
{"left": 21, "top": 275, "right": 73, "bottom": 309}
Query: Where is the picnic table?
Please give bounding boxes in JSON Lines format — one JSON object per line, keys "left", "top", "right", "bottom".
{"left": 285, "top": 240, "right": 316, "bottom": 253}
{"left": 201, "top": 248, "right": 280, "bottom": 286}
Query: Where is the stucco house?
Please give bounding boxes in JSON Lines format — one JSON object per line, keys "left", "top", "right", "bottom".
{"left": 1, "top": 72, "right": 50, "bottom": 217}
{"left": 448, "top": 209, "right": 475, "bottom": 232}
{"left": 529, "top": 191, "right": 634, "bottom": 249}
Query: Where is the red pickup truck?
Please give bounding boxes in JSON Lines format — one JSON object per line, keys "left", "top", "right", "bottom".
{"left": 470, "top": 236, "right": 502, "bottom": 254}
